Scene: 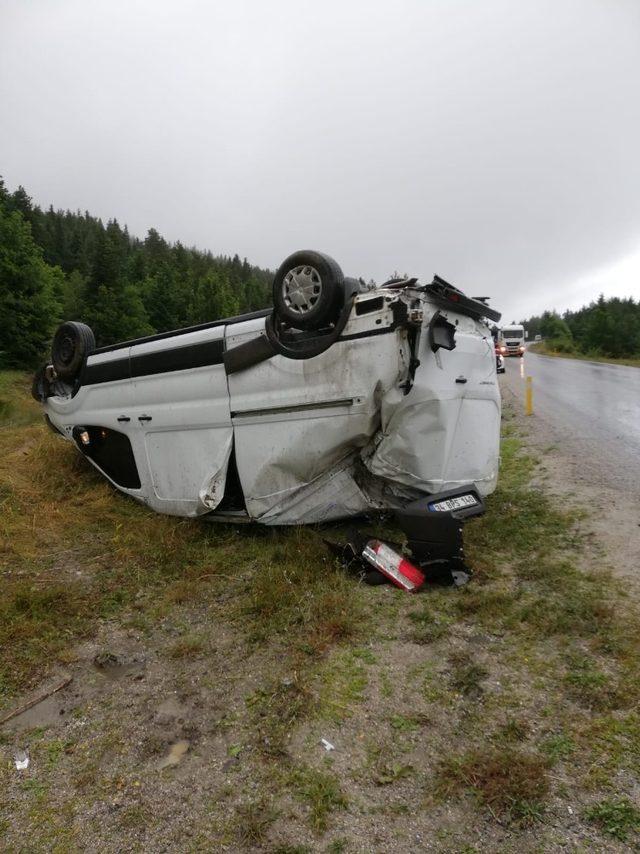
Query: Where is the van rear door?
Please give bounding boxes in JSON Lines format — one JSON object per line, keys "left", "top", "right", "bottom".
{"left": 367, "top": 309, "right": 500, "bottom": 497}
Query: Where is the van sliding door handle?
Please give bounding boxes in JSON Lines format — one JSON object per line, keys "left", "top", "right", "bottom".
{"left": 117, "top": 415, "right": 131, "bottom": 422}
{"left": 138, "top": 415, "right": 152, "bottom": 422}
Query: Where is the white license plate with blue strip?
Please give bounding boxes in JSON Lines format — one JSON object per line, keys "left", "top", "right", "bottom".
{"left": 428, "top": 494, "right": 478, "bottom": 512}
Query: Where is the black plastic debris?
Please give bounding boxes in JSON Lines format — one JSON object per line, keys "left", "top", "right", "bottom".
{"left": 325, "top": 484, "right": 483, "bottom": 590}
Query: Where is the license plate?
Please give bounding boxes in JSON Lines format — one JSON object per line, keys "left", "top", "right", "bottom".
{"left": 428, "top": 494, "right": 478, "bottom": 512}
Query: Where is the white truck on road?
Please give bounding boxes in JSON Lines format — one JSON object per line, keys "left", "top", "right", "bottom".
{"left": 498, "top": 324, "right": 526, "bottom": 357}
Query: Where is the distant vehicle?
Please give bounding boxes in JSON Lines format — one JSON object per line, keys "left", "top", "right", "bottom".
{"left": 495, "top": 343, "right": 505, "bottom": 374}
{"left": 534, "top": 334, "right": 542, "bottom": 342}
{"left": 32, "top": 250, "right": 502, "bottom": 525}
{"left": 498, "top": 324, "right": 526, "bottom": 357}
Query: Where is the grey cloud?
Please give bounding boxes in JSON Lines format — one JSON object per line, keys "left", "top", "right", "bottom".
{"left": 1, "top": 0, "right": 639, "bottom": 321}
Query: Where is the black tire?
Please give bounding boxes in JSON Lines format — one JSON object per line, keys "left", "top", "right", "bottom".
{"left": 51, "top": 321, "right": 95, "bottom": 381}
{"left": 272, "top": 250, "right": 344, "bottom": 330}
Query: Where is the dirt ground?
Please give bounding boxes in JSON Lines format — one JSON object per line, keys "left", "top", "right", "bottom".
{"left": 2, "top": 375, "right": 640, "bottom": 852}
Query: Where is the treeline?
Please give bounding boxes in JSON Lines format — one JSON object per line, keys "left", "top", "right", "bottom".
{"left": 0, "top": 178, "right": 274, "bottom": 367}
{"left": 522, "top": 295, "right": 640, "bottom": 359}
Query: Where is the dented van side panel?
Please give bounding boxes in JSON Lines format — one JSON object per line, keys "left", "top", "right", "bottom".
{"left": 366, "top": 310, "right": 500, "bottom": 497}
{"left": 225, "top": 310, "right": 407, "bottom": 522}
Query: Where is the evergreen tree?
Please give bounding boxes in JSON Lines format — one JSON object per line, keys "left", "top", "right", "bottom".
{"left": 523, "top": 295, "right": 640, "bottom": 358}
{"left": 0, "top": 176, "right": 275, "bottom": 360}
{"left": 0, "top": 205, "right": 62, "bottom": 367}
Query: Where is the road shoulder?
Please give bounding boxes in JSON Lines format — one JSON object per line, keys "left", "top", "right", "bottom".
{"left": 501, "top": 382, "right": 640, "bottom": 590}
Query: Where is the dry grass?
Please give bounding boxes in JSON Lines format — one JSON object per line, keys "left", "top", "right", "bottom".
{"left": 0, "top": 372, "right": 365, "bottom": 701}
{"left": 435, "top": 746, "right": 549, "bottom": 824}
{"left": 233, "top": 798, "right": 280, "bottom": 844}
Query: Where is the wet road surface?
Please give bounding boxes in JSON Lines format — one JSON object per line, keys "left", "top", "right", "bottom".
{"left": 500, "top": 352, "right": 640, "bottom": 500}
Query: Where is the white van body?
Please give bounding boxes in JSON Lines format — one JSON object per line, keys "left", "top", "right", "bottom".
{"left": 40, "top": 283, "right": 501, "bottom": 524}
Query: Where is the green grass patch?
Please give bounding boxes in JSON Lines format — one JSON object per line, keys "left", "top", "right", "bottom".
{"left": 315, "top": 648, "right": 369, "bottom": 722}
{"left": 539, "top": 732, "right": 575, "bottom": 764}
{"left": 0, "top": 371, "right": 43, "bottom": 428}
{"left": 496, "top": 718, "right": 529, "bottom": 743}
{"left": 289, "top": 763, "right": 347, "bottom": 832}
{"left": 388, "top": 712, "right": 424, "bottom": 732}
{"left": 245, "top": 675, "right": 313, "bottom": 757}
{"left": 407, "top": 604, "right": 452, "bottom": 644}
{"left": 239, "top": 534, "right": 367, "bottom": 654}
{"left": 585, "top": 798, "right": 640, "bottom": 842}
{"left": 0, "top": 373, "right": 370, "bottom": 702}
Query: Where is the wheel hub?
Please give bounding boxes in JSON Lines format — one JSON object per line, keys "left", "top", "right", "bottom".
{"left": 59, "top": 335, "right": 74, "bottom": 364}
{"left": 283, "top": 265, "right": 322, "bottom": 315}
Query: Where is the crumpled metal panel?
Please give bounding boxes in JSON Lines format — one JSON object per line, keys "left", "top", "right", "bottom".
{"left": 227, "top": 300, "right": 500, "bottom": 523}
{"left": 365, "top": 321, "right": 500, "bottom": 497}
{"left": 226, "top": 314, "right": 404, "bottom": 521}
{"left": 256, "top": 453, "right": 373, "bottom": 525}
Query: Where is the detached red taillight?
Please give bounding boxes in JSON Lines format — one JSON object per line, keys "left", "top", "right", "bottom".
{"left": 362, "top": 540, "right": 425, "bottom": 592}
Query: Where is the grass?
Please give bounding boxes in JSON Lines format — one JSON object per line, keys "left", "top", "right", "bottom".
{"left": 3, "top": 371, "right": 640, "bottom": 849}
{"left": 239, "top": 539, "right": 366, "bottom": 653}
{"left": 407, "top": 604, "right": 451, "bottom": 644}
{"left": 528, "top": 341, "right": 640, "bottom": 368}
{"left": 585, "top": 798, "right": 640, "bottom": 842}
{"left": 289, "top": 764, "right": 348, "bottom": 832}
{"left": 315, "top": 648, "right": 369, "bottom": 722}
{"left": 495, "top": 718, "right": 529, "bottom": 743}
{"left": 166, "top": 633, "right": 207, "bottom": 659}
{"left": 0, "top": 372, "right": 365, "bottom": 699}
{"left": 448, "top": 651, "right": 488, "bottom": 698}
{"left": 539, "top": 732, "right": 575, "bottom": 763}
{"left": 434, "top": 746, "right": 550, "bottom": 824}
{"left": 233, "top": 798, "right": 280, "bottom": 844}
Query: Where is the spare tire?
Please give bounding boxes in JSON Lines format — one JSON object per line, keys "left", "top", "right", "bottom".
{"left": 273, "top": 250, "right": 345, "bottom": 330}
{"left": 51, "top": 321, "right": 95, "bottom": 381}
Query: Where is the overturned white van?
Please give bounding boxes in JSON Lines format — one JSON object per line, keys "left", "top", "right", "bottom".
{"left": 33, "top": 250, "right": 502, "bottom": 526}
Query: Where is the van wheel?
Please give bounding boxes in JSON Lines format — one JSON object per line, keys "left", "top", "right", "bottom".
{"left": 51, "top": 321, "right": 96, "bottom": 381}
{"left": 273, "top": 250, "right": 344, "bottom": 330}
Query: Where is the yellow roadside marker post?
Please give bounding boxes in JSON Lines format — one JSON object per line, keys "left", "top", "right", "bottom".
{"left": 525, "top": 375, "right": 533, "bottom": 415}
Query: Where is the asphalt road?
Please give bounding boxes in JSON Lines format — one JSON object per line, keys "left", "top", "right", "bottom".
{"left": 500, "top": 351, "right": 640, "bottom": 500}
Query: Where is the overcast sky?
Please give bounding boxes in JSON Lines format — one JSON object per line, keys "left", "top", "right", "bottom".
{"left": 1, "top": 0, "right": 639, "bottom": 322}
